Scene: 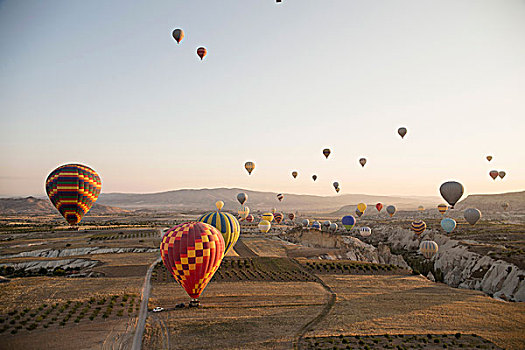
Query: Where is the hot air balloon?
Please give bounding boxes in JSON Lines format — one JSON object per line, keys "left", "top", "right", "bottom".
{"left": 398, "top": 127, "right": 407, "bottom": 139}
{"left": 215, "top": 201, "right": 224, "bottom": 211}
{"left": 440, "top": 218, "right": 456, "bottom": 233}
{"left": 323, "top": 148, "right": 331, "bottom": 159}
{"left": 411, "top": 220, "right": 426, "bottom": 236}
{"left": 271, "top": 208, "right": 276, "bottom": 214}
{"left": 262, "top": 213, "right": 274, "bottom": 222}
{"left": 45, "top": 164, "right": 102, "bottom": 226}
{"left": 312, "top": 175, "right": 317, "bottom": 181}
{"left": 258, "top": 220, "right": 271, "bottom": 233}
{"left": 274, "top": 212, "right": 284, "bottom": 224}
{"left": 329, "top": 223, "right": 338, "bottom": 232}
{"left": 197, "top": 47, "right": 207, "bottom": 60}
{"left": 237, "top": 192, "right": 247, "bottom": 205}
{"left": 357, "top": 203, "right": 367, "bottom": 213}
{"left": 437, "top": 204, "right": 448, "bottom": 215}
{"left": 386, "top": 205, "right": 396, "bottom": 217}
{"left": 360, "top": 227, "right": 371, "bottom": 237}
{"left": 489, "top": 170, "right": 498, "bottom": 180}
{"left": 172, "top": 29, "right": 184, "bottom": 44}
{"left": 464, "top": 208, "right": 481, "bottom": 225}
{"left": 245, "top": 161, "right": 255, "bottom": 175}
{"left": 439, "top": 181, "right": 464, "bottom": 209}
{"left": 160, "top": 222, "right": 224, "bottom": 304}
{"left": 312, "top": 221, "right": 321, "bottom": 230}
{"left": 499, "top": 171, "right": 506, "bottom": 179}
{"left": 288, "top": 213, "right": 295, "bottom": 221}
{"left": 342, "top": 215, "right": 356, "bottom": 231}
{"left": 246, "top": 214, "right": 254, "bottom": 223}
{"left": 302, "top": 219, "right": 310, "bottom": 227}
{"left": 418, "top": 205, "right": 425, "bottom": 212}
{"left": 333, "top": 181, "right": 339, "bottom": 189}
{"left": 292, "top": 171, "right": 298, "bottom": 179}
{"left": 419, "top": 240, "right": 438, "bottom": 260}
{"left": 376, "top": 203, "right": 383, "bottom": 212}
{"left": 238, "top": 206, "right": 250, "bottom": 220}
{"left": 355, "top": 209, "right": 363, "bottom": 218}
{"left": 502, "top": 202, "right": 509, "bottom": 211}
{"left": 198, "top": 211, "right": 240, "bottom": 255}
{"left": 486, "top": 156, "right": 492, "bottom": 162}
{"left": 322, "top": 220, "right": 331, "bottom": 230}
{"left": 335, "top": 187, "right": 340, "bottom": 193}
{"left": 277, "top": 193, "right": 284, "bottom": 202}
{"left": 359, "top": 158, "right": 367, "bottom": 167}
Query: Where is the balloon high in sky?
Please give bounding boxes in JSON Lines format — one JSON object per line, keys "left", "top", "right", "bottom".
{"left": 1, "top": 1, "right": 524, "bottom": 197}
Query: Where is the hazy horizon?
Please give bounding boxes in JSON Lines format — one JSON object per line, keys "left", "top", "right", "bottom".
{"left": 1, "top": 0, "right": 524, "bottom": 198}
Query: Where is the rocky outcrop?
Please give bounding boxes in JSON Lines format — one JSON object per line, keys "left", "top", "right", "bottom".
{"left": 279, "top": 229, "right": 410, "bottom": 269}
{"left": 371, "top": 226, "right": 525, "bottom": 302}
{"left": 0, "top": 247, "right": 157, "bottom": 259}
{"left": 0, "top": 258, "right": 97, "bottom": 272}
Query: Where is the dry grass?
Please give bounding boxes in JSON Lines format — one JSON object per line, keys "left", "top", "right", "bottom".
{"left": 241, "top": 237, "right": 289, "bottom": 257}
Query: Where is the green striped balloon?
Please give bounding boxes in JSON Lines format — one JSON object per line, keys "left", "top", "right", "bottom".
{"left": 198, "top": 211, "right": 240, "bottom": 255}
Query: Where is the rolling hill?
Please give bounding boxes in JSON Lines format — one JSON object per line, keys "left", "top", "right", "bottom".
{"left": 0, "top": 197, "right": 128, "bottom": 216}
{"left": 455, "top": 190, "right": 525, "bottom": 212}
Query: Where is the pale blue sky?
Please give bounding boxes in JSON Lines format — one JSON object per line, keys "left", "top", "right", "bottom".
{"left": 1, "top": 0, "right": 524, "bottom": 197}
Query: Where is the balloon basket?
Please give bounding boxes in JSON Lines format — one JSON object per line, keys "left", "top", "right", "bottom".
{"left": 189, "top": 299, "right": 200, "bottom": 308}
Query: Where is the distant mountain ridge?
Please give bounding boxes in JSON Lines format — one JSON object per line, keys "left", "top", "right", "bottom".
{"left": 456, "top": 190, "right": 525, "bottom": 212}
{"left": 0, "top": 197, "right": 128, "bottom": 216}
{"left": 97, "top": 188, "right": 441, "bottom": 212}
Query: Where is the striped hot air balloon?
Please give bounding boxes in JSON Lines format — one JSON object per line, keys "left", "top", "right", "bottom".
{"left": 238, "top": 206, "right": 250, "bottom": 220}
{"left": 323, "top": 148, "right": 331, "bottom": 159}
{"left": 273, "top": 212, "right": 284, "bottom": 224}
{"left": 437, "top": 204, "right": 448, "bottom": 215}
{"left": 258, "top": 220, "right": 271, "bottom": 233}
{"left": 262, "top": 213, "right": 274, "bottom": 222}
{"left": 419, "top": 240, "right": 438, "bottom": 259}
{"left": 411, "top": 220, "right": 426, "bottom": 236}
{"left": 198, "top": 211, "right": 240, "bottom": 255}
{"left": 359, "top": 227, "right": 371, "bottom": 237}
{"left": 277, "top": 193, "right": 284, "bottom": 202}
{"left": 46, "top": 164, "right": 102, "bottom": 226}
{"left": 160, "top": 222, "right": 224, "bottom": 301}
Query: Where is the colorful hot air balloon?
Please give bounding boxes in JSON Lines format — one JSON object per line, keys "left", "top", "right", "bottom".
{"left": 502, "top": 202, "right": 509, "bottom": 211}
{"left": 292, "top": 171, "right": 298, "bottom": 179}
{"left": 335, "top": 187, "right": 340, "bottom": 193}
{"left": 312, "top": 221, "right": 321, "bottom": 230}
{"left": 197, "top": 47, "right": 207, "bottom": 60}
{"left": 271, "top": 208, "right": 276, "bottom": 214}
{"left": 288, "top": 213, "right": 295, "bottom": 221}
{"left": 489, "top": 170, "right": 498, "bottom": 180}
{"left": 245, "top": 162, "right": 255, "bottom": 175}
{"left": 486, "top": 156, "right": 492, "bottom": 162}
{"left": 246, "top": 214, "right": 254, "bottom": 223}
{"left": 357, "top": 203, "right": 367, "bottom": 213}
{"left": 341, "top": 215, "right": 356, "bottom": 231}
{"left": 419, "top": 240, "right": 438, "bottom": 259}
{"left": 45, "top": 164, "right": 102, "bottom": 226}
{"left": 215, "top": 201, "right": 224, "bottom": 211}
{"left": 464, "top": 208, "right": 481, "bottom": 225}
{"left": 375, "top": 203, "right": 383, "bottom": 212}
{"left": 302, "top": 219, "right": 310, "bottom": 227}
{"left": 329, "top": 223, "right": 338, "bottom": 232}
{"left": 360, "top": 227, "right": 371, "bottom": 237}
{"left": 498, "top": 171, "right": 506, "bottom": 179}
{"left": 411, "top": 220, "right": 426, "bottom": 236}
{"left": 237, "top": 192, "right": 247, "bottom": 205}
{"left": 322, "top": 220, "right": 331, "bottom": 230}
{"left": 312, "top": 175, "right": 317, "bottom": 181}
{"left": 437, "top": 204, "right": 448, "bottom": 215}
{"left": 160, "top": 222, "right": 224, "bottom": 302}
{"left": 398, "top": 127, "right": 407, "bottom": 139}
{"left": 323, "top": 148, "right": 331, "bottom": 159}
{"left": 277, "top": 193, "right": 284, "bottom": 202}
{"left": 238, "top": 206, "right": 250, "bottom": 220}
{"left": 262, "top": 213, "right": 274, "bottom": 222}
{"left": 172, "top": 29, "right": 184, "bottom": 44}
{"left": 258, "top": 220, "right": 271, "bottom": 233}
{"left": 359, "top": 158, "right": 367, "bottom": 167}
{"left": 418, "top": 205, "right": 425, "bottom": 212}
{"left": 440, "top": 218, "right": 456, "bottom": 233}
{"left": 355, "top": 209, "right": 363, "bottom": 218}
{"left": 439, "top": 181, "right": 464, "bottom": 209}
{"left": 386, "top": 205, "right": 396, "bottom": 217}
{"left": 273, "top": 212, "right": 284, "bottom": 224}
{"left": 198, "top": 211, "right": 240, "bottom": 255}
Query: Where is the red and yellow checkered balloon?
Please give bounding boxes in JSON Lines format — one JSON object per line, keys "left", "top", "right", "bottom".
{"left": 160, "top": 222, "right": 225, "bottom": 299}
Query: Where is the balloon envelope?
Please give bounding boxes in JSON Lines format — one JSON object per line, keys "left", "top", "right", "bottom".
{"left": 355, "top": 209, "right": 363, "bottom": 218}
{"left": 357, "top": 203, "right": 367, "bottom": 213}
{"left": 335, "top": 187, "right": 340, "bottom": 193}
{"left": 386, "top": 205, "right": 396, "bottom": 217}
{"left": 398, "top": 127, "right": 407, "bottom": 139}
{"left": 411, "top": 220, "right": 426, "bottom": 235}
{"left": 329, "top": 223, "right": 338, "bottom": 232}
{"left": 312, "top": 175, "right": 317, "bottom": 181}
{"left": 464, "top": 208, "right": 481, "bottom": 225}
{"left": 238, "top": 206, "right": 250, "bottom": 220}
{"left": 489, "top": 170, "right": 498, "bottom": 180}
{"left": 274, "top": 212, "right": 284, "bottom": 224}
{"left": 441, "top": 218, "right": 457, "bottom": 233}
{"left": 258, "top": 220, "right": 271, "bottom": 233}
{"left": 312, "top": 221, "right": 321, "bottom": 230}
{"left": 288, "top": 213, "right": 295, "bottom": 221}
{"left": 262, "top": 213, "right": 274, "bottom": 222}
{"left": 341, "top": 215, "right": 356, "bottom": 231}
{"left": 360, "top": 227, "right": 371, "bottom": 237}
{"left": 292, "top": 171, "right": 298, "bottom": 178}
{"left": 198, "top": 211, "right": 240, "bottom": 255}
{"left": 246, "top": 214, "right": 254, "bottom": 223}
{"left": 418, "top": 205, "right": 425, "bottom": 212}
{"left": 215, "top": 201, "right": 224, "bottom": 211}
{"left": 245, "top": 162, "right": 255, "bottom": 175}
{"left": 437, "top": 204, "right": 448, "bottom": 215}
{"left": 439, "top": 181, "right": 464, "bottom": 209}
{"left": 419, "top": 240, "right": 438, "bottom": 259}
{"left": 237, "top": 193, "right": 247, "bottom": 205}
{"left": 197, "top": 47, "right": 207, "bottom": 60}
{"left": 333, "top": 182, "right": 339, "bottom": 188}
{"left": 277, "top": 193, "right": 284, "bottom": 202}
{"left": 172, "top": 29, "right": 184, "bottom": 43}
{"left": 302, "top": 219, "right": 310, "bottom": 227}
{"left": 323, "top": 148, "right": 331, "bottom": 158}
{"left": 45, "top": 164, "right": 101, "bottom": 226}
{"left": 322, "top": 220, "right": 331, "bottom": 230}
{"left": 160, "top": 222, "right": 224, "bottom": 299}
{"left": 359, "top": 158, "right": 367, "bottom": 167}
{"left": 502, "top": 202, "right": 509, "bottom": 210}
{"left": 375, "top": 203, "right": 383, "bottom": 212}
{"left": 486, "top": 155, "right": 492, "bottom": 162}
{"left": 498, "top": 171, "right": 506, "bottom": 179}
